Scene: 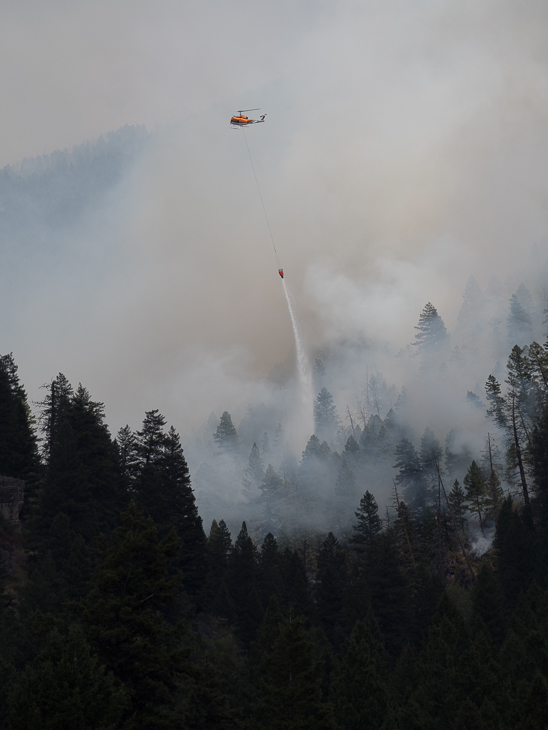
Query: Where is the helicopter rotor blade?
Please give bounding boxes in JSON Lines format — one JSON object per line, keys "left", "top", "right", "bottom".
{"left": 235, "top": 108, "right": 261, "bottom": 113}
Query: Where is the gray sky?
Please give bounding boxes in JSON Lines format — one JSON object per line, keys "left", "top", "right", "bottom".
{"left": 2, "top": 0, "right": 548, "bottom": 439}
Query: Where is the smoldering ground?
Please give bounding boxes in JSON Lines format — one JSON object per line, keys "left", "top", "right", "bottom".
{"left": 1, "top": 0, "right": 548, "bottom": 529}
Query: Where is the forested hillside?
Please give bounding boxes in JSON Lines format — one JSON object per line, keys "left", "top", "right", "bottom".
{"left": 2, "top": 276, "right": 548, "bottom": 727}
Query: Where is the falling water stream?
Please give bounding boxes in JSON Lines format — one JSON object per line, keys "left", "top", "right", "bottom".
{"left": 281, "top": 278, "right": 314, "bottom": 431}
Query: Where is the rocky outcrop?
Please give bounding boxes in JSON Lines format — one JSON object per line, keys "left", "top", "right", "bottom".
{"left": 0, "top": 476, "right": 25, "bottom": 531}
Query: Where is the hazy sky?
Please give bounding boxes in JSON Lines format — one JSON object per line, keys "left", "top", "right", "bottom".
{"left": 2, "top": 0, "right": 548, "bottom": 439}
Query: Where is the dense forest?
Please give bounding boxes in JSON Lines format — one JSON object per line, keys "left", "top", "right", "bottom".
{"left": 2, "top": 287, "right": 548, "bottom": 728}
{"left": 1, "top": 127, "right": 548, "bottom": 728}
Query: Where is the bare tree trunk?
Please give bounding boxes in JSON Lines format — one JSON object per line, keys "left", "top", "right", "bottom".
{"left": 486, "top": 433, "right": 500, "bottom": 519}
{"left": 394, "top": 484, "right": 416, "bottom": 574}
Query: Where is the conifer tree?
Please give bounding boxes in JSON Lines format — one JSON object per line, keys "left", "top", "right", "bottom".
{"left": 252, "top": 615, "right": 336, "bottom": 730}
{"left": 279, "top": 548, "right": 315, "bottom": 619}
{"left": 0, "top": 353, "right": 39, "bottom": 481}
{"left": 463, "top": 460, "right": 486, "bottom": 534}
{"left": 159, "top": 425, "right": 207, "bottom": 597}
{"left": 447, "top": 480, "right": 467, "bottom": 535}
{"left": 8, "top": 624, "right": 126, "bottom": 730}
{"left": 330, "top": 618, "right": 389, "bottom": 730}
{"left": 204, "top": 519, "right": 233, "bottom": 616}
{"left": 242, "top": 442, "right": 265, "bottom": 499}
{"left": 314, "top": 388, "right": 339, "bottom": 443}
{"left": 351, "top": 491, "right": 382, "bottom": 548}
{"left": 77, "top": 502, "right": 188, "bottom": 728}
{"left": 115, "top": 424, "right": 139, "bottom": 488}
{"left": 507, "top": 293, "right": 533, "bottom": 347}
{"left": 412, "top": 302, "right": 449, "bottom": 355}
{"left": 226, "top": 522, "right": 262, "bottom": 645}
{"left": 334, "top": 457, "right": 356, "bottom": 497}
{"left": 394, "top": 438, "right": 427, "bottom": 514}
{"left": 33, "top": 380, "right": 124, "bottom": 549}
{"left": 485, "top": 374, "right": 507, "bottom": 429}
{"left": 315, "top": 533, "right": 349, "bottom": 640}
{"left": 258, "top": 533, "right": 282, "bottom": 608}
{"left": 214, "top": 411, "right": 239, "bottom": 452}
{"left": 362, "top": 531, "right": 410, "bottom": 657}
{"left": 344, "top": 435, "right": 359, "bottom": 454}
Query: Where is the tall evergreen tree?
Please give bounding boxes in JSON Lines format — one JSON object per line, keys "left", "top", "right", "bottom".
{"left": 507, "top": 293, "right": 533, "bottom": 347}
{"left": 315, "top": 533, "right": 349, "bottom": 640}
{"left": 242, "top": 442, "right": 265, "bottom": 500}
{"left": 252, "top": 615, "right": 336, "bottom": 730}
{"left": 330, "top": 617, "right": 389, "bottom": 730}
{"left": 204, "top": 519, "right": 233, "bottom": 616}
{"left": 77, "top": 502, "right": 189, "bottom": 729}
{"left": 351, "top": 491, "right": 382, "bottom": 549}
{"left": 412, "top": 303, "right": 449, "bottom": 356}
{"left": 214, "top": 412, "right": 238, "bottom": 452}
{"left": 463, "top": 461, "right": 486, "bottom": 534}
{"left": 447, "top": 480, "right": 467, "bottom": 535}
{"left": 394, "top": 438, "right": 427, "bottom": 514}
{"left": 0, "top": 353, "right": 39, "bottom": 481}
{"left": 314, "top": 388, "right": 339, "bottom": 443}
{"left": 159, "top": 426, "right": 208, "bottom": 598}
{"left": 226, "top": 522, "right": 262, "bottom": 645}
{"left": 334, "top": 457, "right": 356, "bottom": 498}
{"left": 32, "top": 380, "right": 124, "bottom": 549}
{"left": 8, "top": 624, "right": 126, "bottom": 730}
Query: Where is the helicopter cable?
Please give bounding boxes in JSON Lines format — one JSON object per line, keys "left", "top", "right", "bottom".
{"left": 242, "top": 128, "right": 281, "bottom": 269}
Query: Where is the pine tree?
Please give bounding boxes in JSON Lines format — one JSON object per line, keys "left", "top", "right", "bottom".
{"left": 330, "top": 618, "right": 389, "bottom": 730}
{"left": 507, "top": 293, "right": 533, "bottom": 347}
{"left": 135, "top": 409, "right": 167, "bottom": 465}
{"left": 351, "top": 491, "right": 382, "bottom": 549}
{"left": 485, "top": 375, "right": 507, "bottom": 429}
{"left": 494, "top": 497, "right": 536, "bottom": 607}
{"left": 463, "top": 461, "right": 486, "bottom": 534}
{"left": 362, "top": 531, "right": 410, "bottom": 658}
{"left": 0, "top": 353, "right": 39, "bottom": 481}
{"left": 334, "top": 457, "right": 356, "bottom": 497}
{"left": 159, "top": 426, "right": 208, "bottom": 598}
{"left": 204, "top": 519, "right": 233, "bottom": 616}
{"left": 258, "top": 533, "right": 282, "bottom": 608}
{"left": 32, "top": 380, "right": 124, "bottom": 549}
{"left": 226, "top": 522, "right": 262, "bottom": 645}
{"left": 252, "top": 615, "right": 336, "bottom": 730}
{"left": 115, "top": 424, "right": 139, "bottom": 488}
{"left": 412, "top": 303, "right": 449, "bottom": 355}
{"left": 472, "top": 564, "right": 507, "bottom": 647}
{"left": 314, "top": 388, "right": 339, "bottom": 443}
{"left": 394, "top": 438, "right": 427, "bottom": 514}
{"left": 214, "top": 412, "right": 238, "bottom": 452}
{"left": 344, "top": 435, "right": 359, "bottom": 454}
{"left": 447, "top": 480, "right": 467, "bottom": 535}
{"left": 279, "top": 548, "right": 315, "bottom": 619}
{"left": 315, "top": 533, "right": 349, "bottom": 640}
{"left": 77, "top": 502, "right": 188, "bottom": 729}
{"left": 505, "top": 345, "right": 535, "bottom": 511}
{"left": 7, "top": 624, "right": 126, "bottom": 730}
{"left": 242, "top": 442, "right": 265, "bottom": 499}
{"left": 482, "top": 433, "right": 504, "bottom": 520}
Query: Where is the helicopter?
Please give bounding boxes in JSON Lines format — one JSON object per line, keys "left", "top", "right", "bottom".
{"left": 230, "top": 109, "right": 266, "bottom": 127}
